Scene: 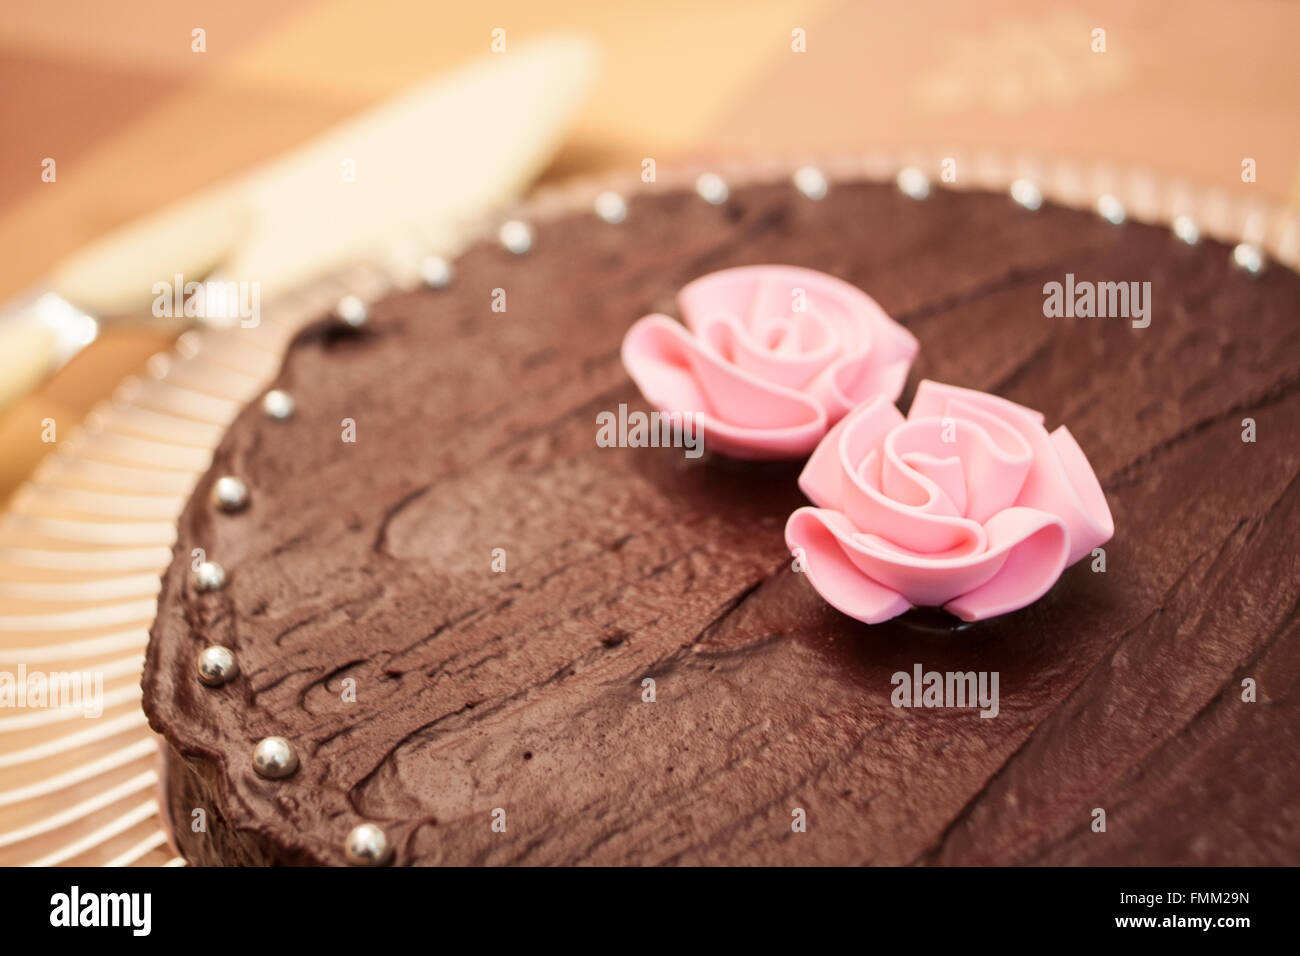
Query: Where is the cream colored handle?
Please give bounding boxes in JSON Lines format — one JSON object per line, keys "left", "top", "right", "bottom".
{"left": 47, "top": 34, "right": 599, "bottom": 313}
{"left": 223, "top": 34, "right": 599, "bottom": 298}
{"left": 48, "top": 191, "right": 247, "bottom": 318}
{"left": 0, "top": 318, "right": 57, "bottom": 413}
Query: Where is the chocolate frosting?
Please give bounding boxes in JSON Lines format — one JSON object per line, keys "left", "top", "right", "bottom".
{"left": 143, "top": 180, "right": 1300, "bottom": 865}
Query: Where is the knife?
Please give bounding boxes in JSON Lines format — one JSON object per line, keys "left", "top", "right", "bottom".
{"left": 0, "top": 33, "right": 599, "bottom": 411}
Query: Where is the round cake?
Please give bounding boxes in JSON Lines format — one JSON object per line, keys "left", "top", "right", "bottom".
{"left": 142, "top": 172, "right": 1300, "bottom": 865}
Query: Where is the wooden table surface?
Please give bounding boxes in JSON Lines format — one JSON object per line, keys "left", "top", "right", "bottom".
{"left": 2, "top": 0, "right": 1298, "bottom": 497}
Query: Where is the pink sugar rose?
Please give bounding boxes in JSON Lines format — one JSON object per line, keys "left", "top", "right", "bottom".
{"left": 621, "top": 265, "right": 918, "bottom": 459}
{"left": 786, "top": 381, "right": 1114, "bottom": 623}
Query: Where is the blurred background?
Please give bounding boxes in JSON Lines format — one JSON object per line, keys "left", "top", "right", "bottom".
{"left": 1, "top": 0, "right": 1298, "bottom": 500}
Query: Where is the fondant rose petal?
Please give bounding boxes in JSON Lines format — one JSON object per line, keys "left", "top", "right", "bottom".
{"left": 697, "top": 310, "right": 838, "bottom": 391}
{"left": 1044, "top": 425, "right": 1115, "bottom": 564}
{"left": 821, "top": 328, "right": 918, "bottom": 414}
{"left": 919, "top": 384, "right": 1112, "bottom": 565}
{"left": 682, "top": 265, "right": 918, "bottom": 415}
{"left": 621, "top": 315, "right": 828, "bottom": 459}
{"left": 823, "top": 506, "right": 1063, "bottom": 610}
{"left": 840, "top": 447, "right": 985, "bottom": 556}
{"left": 943, "top": 507, "right": 1070, "bottom": 620}
{"left": 786, "top": 507, "right": 912, "bottom": 624}
{"left": 908, "top": 379, "right": 1045, "bottom": 428}
{"left": 887, "top": 414, "right": 1033, "bottom": 524}
{"left": 897, "top": 451, "right": 967, "bottom": 516}
{"left": 829, "top": 528, "right": 1003, "bottom": 608}
{"left": 677, "top": 266, "right": 768, "bottom": 338}
{"left": 787, "top": 379, "right": 1110, "bottom": 624}
{"left": 810, "top": 349, "right": 912, "bottom": 422}
{"left": 622, "top": 315, "right": 712, "bottom": 410}
{"left": 623, "top": 266, "right": 916, "bottom": 460}
{"left": 1011, "top": 430, "right": 1112, "bottom": 565}
{"left": 910, "top": 378, "right": 1113, "bottom": 561}
{"left": 798, "top": 396, "right": 904, "bottom": 510}
{"left": 679, "top": 265, "right": 875, "bottom": 347}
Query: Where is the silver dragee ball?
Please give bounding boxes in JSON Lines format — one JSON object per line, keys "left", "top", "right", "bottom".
{"left": 793, "top": 166, "right": 829, "bottom": 200}
{"left": 192, "top": 560, "right": 227, "bottom": 592}
{"left": 253, "top": 737, "right": 299, "bottom": 779}
{"left": 419, "top": 255, "right": 453, "bottom": 288}
{"left": 1010, "top": 178, "right": 1043, "bottom": 211}
{"left": 212, "top": 476, "right": 249, "bottom": 513}
{"left": 1232, "top": 243, "right": 1265, "bottom": 275}
{"left": 695, "top": 172, "right": 729, "bottom": 205}
{"left": 1097, "top": 194, "right": 1127, "bottom": 225}
{"left": 498, "top": 220, "right": 534, "bottom": 254}
{"left": 262, "top": 389, "right": 295, "bottom": 420}
{"left": 594, "top": 191, "right": 628, "bottom": 224}
{"left": 896, "top": 167, "right": 931, "bottom": 200}
{"left": 197, "top": 646, "right": 239, "bottom": 686}
{"left": 1171, "top": 215, "right": 1201, "bottom": 246}
{"left": 336, "top": 295, "right": 368, "bottom": 327}
{"left": 345, "top": 823, "right": 394, "bottom": 866}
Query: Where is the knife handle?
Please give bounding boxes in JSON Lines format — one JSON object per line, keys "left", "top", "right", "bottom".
{"left": 0, "top": 316, "right": 57, "bottom": 414}
{"left": 0, "top": 290, "right": 100, "bottom": 415}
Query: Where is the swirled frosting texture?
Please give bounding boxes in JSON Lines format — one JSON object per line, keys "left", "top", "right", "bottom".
{"left": 786, "top": 380, "right": 1114, "bottom": 623}
{"left": 621, "top": 265, "right": 918, "bottom": 459}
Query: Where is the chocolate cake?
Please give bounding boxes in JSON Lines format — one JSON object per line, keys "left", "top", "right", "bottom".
{"left": 142, "top": 173, "right": 1300, "bottom": 866}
